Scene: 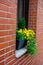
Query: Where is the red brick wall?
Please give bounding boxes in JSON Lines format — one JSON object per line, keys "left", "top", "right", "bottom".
{"left": 36, "top": 0, "right": 43, "bottom": 65}
{"left": 28, "top": 0, "right": 43, "bottom": 65}
{"left": 0, "top": 0, "right": 43, "bottom": 65}
{"left": 31, "top": 0, "right": 43, "bottom": 65}
{"left": 28, "top": 0, "right": 38, "bottom": 32}
{"left": 0, "top": 0, "right": 17, "bottom": 65}
{"left": 0, "top": 0, "right": 33, "bottom": 65}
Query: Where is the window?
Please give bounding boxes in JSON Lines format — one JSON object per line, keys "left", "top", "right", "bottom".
{"left": 18, "top": 0, "right": 25, "bottom": 19}
{"left": 18, "top": 0, "right": 29, "bottom": 24}
{"left": 16, "top": 0, "right": 29, "bottom": 58}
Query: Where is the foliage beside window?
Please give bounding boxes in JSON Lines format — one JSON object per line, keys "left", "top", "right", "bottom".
{"left": 16, "top": 29, "right": 25, "bottom": 40}
{"left": 18, "top": 18, "right": 26, "bottom": 29}
{"left": 16, "top": 18, "right": 37, "bottom": 55}
{"left": 26, "top": 36, "right": 37, "bottom": 55}
{"left": 22, "top": 28, "right": 37, "bottom": 55}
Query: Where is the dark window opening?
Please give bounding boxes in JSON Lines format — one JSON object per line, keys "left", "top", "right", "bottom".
{"left": 25, "top": 0, "right": 29, "bottom": 28}
{"left": 18, "top": 0, "right": 25, "bottom": 19}
{"left": 17, "top": 0, "right": 29, "bottom": 27}
{"left": 16, "top": 0, "right": 29, "bottom": 50}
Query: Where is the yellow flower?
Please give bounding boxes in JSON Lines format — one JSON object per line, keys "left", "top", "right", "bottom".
{"left": 18, "top": 29, "right": 22, "bottom": 33}
{"left": 28, "top": 30, "right": 35, "bottom": 34}
{"left": 28, "top": 30, "right": 35, "bottom": 37}
{"left": 23, "top": 28, "right": 27, "bottom": 33}
{"left": 17, "top": 28, "right": 35, "bottom": 40}
{"left": 26, "top": 33, "right": 29, "bottom": 37}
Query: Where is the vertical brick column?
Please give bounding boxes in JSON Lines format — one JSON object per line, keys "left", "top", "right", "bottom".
{"left": 0, "top": 0, "right": 17, "bottom": 65}
{"left": 28, "top": 0, "right": 43, "bottom": 65}
{"left": 28, "top": 0, "right": 38, "bottom": 31}
{"left": 36, "top": 0, "right": 43, "bottom": 65}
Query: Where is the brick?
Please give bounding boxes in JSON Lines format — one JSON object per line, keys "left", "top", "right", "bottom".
{"left": 0, "top": 5, "right": 16, "bottom": 13}
{"left": 30, "top": 12, "right": 37, "bottom": 16}
{"left": 4, "top": 35, "right": 16, "bottom": 42}
{"left": 0, "top": 37, "right": 5, "bottom": 43}
{"left": 5, "top": 51, "right": 13, "bottom": 58}
{"left": 5, "top": 47, "right": 11, "bottom": 52}
{"left": 8, "top": 59, "right": 16, "bottom": 65}
{"left": 0, "top": 18, "right": 16, "bottom": 24}
{"left": 14, "top": 54, "right": 28, "bottom": 65}
{"left": 0, "top": 18, "right": 9, "bottom": 24}
{"left": 0, "top": 0, "right": 17, "bottom": 8}
{"left": 0, "top": 55, "right": 4, "bottom": 61}
{"left": 5, "top": 25, "right": 12, "bottom": 30}
{"left": 0, "top": 31, "right": 9, "bottom": 36}
{"left": 9, "top": 8, "right": 16, "bottom": 13}
{"left": 6, "top": 55, "right": 15, "bottom": 63}
{"left": 9, "top": 19, "right": 16, "bottom": 24}
{"left": 0, "top": 49, "right": 5, "bottom": 55}
{"left": 0, "top": 42, "right": 9, "bottom": 49}
{"left": 11, "top": 45, "right": 16, "bottom": 50}
{"left": 0, "top": 61, "right": 4, "bottom": 65}
{"left": 5, "top": 52, "right": 9, "bottom": 58}
{"left": 0, "top": 11, "right": 16, "bottom": 19}
{"left": 0, "top": 12, "right": 6, "bottom": 17}
{"left": 0, "top": 30, "right": 16, "bottom": 37}
{"left": 22, "top": 57, "right": 32, "bottom": 65}
{"left": 28, "top": 0, "right": 37, "bottom": 32}
{"left": 0, "top": 0, "right": 17, "bottom": 65}
{"left": 1, "top": 36, "right": 15, "bottom": 43}
{"left": 8, "top": 51, "right": 13, "bottom": 56}
{"left": 11, "top": 25, "right": 16, "bottom": 29}
{"left": 0, "top": 25, "right": 16, "bottom": 30}
{"left": 7, "top": 13, "right": 16, "bottom": 19}
{"left": 17, "top": 56, "right": 29, "bottom": 65}
{"left": 28, "top": 0, "right": 43, "bottom": 65}
{"left": 0, "top": 4, "right": 9, "bottom": 12}
{"left": 8, "top": 60, "right": 14, "bottom": 65}
{"left": 9, "top": 40, "right": 16, "bottom": 46}
{"left": 0, "top": 25, "right": 11, "bottom": 30}
{"left": 9, "top": 30, "right": 16, "bottom": 35}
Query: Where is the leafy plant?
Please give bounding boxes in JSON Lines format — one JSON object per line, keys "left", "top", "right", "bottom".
{"left": 16, "top": 29, "right": 25, "bottom": 40}
{"left": 18, "top": 18, "right": 26, "bottom": 29}
{"left": 26, "top": 37, "right": 37, "bottom": 55}
{"left": 23, "top": 28, "right": 35, "bottom": 40}
{"left": 16, "top": 17, "right": 37, "bottom": 55}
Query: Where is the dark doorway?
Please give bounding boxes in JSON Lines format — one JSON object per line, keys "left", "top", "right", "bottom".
{"left": 17, "top": 0, "right": 29, "bottom": 28}
{"left": 25, "top": 0, "right": 29, "bottom": 28}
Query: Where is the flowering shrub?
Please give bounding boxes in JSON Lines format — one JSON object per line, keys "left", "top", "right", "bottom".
{"left": 16, "top": 22, "right": 37, "bottom": 55}
{"left": 16, "top": 29, "right": 25, "bottom": 40}
{"left": 16, "top": 18, "right": 37, "bottom": 55}
{"left": 23, "top": 28, "right": 37, "bottom": 55}
{"left": 26, "top": 37, "right": 37, "bottom": 55}
{"left": 23, "top": 28, "right": 35, "bottom": 40}
{"left": 16, "top": 28, "right": 35, "bottom": 40}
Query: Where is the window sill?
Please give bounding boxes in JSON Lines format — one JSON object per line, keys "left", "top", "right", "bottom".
{"left": 15, "top": 48, "right": 27, "bottom": 58}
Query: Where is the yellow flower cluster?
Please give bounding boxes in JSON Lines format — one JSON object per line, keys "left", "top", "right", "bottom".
{"left": 18, "top": 29, "right": 23, "bottom": 33}
{"left": 23, "top": 28, "right": 35, "bottom": 37}
{"left": 23, "top": 28, "right": 29, "bottom": 37}
{"left": 17, "top": 28, "right": 35, "bottom": 39}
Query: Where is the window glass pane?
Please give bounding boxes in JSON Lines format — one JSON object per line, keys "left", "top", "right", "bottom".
{"left": 18, "top": 0, "right": 25, "bottom": 18}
